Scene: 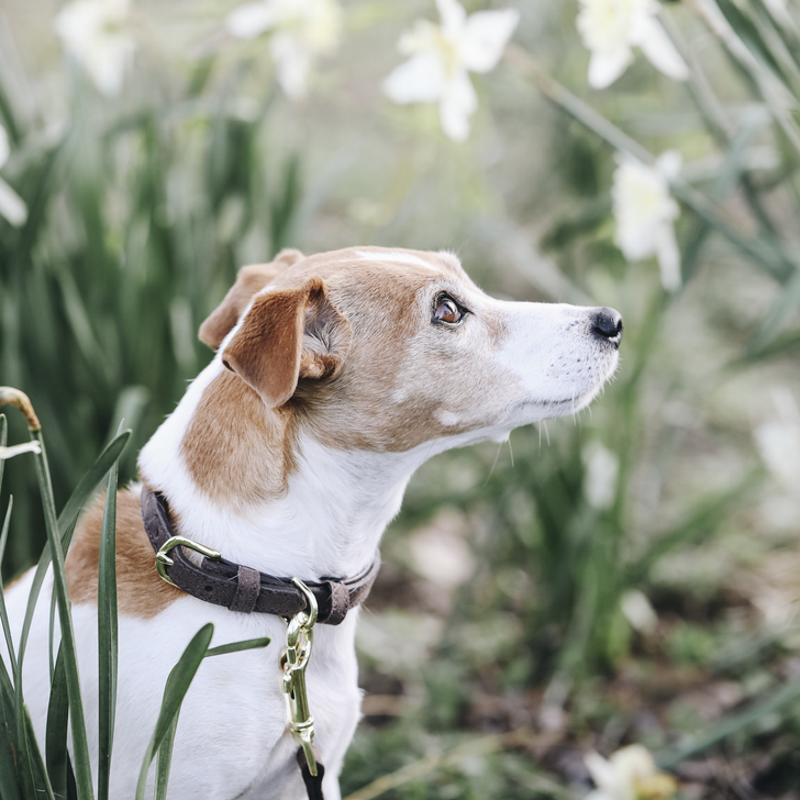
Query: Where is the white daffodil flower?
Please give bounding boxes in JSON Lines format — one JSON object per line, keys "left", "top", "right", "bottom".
{"left": 755, "top": 387, "right": 800, "bottom": 494}
{"left": 585, "top": 744, "right": 678, "bottom": 800}
{"left": 620, "top": 589, "right": 658, "bottom": 634}
{"left": 0, "top": 441, "right": 42, "bottom": 461}
{"left": 383, "top": 0, "right": 519, "bottom": 142}
{"left": 612, "top": 150, "right": 682, "bottom": 292}
{"left": 0, "top": 124, "right": 27, "bottom": 228}
{"left": 226, "top": 0, "right": 343, "bottom": 100}
{"left": 54, "top": 0, "right": 136, "bottom": 98}
{"left": 582, "top": 441, "right": 620, "bottom": 510}
{"left": 577, "top": 0, "right": 689, "bottom": 89}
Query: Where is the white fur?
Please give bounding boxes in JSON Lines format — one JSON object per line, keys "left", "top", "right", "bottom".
{"left": 2, "top": 248, "right": 620, "bottom": 799}
{"left": 355, "top": 250, "right": 437, "bottom": 270}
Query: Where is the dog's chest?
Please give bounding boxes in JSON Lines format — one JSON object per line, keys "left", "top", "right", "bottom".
{"left": 107, "top": 599, "right": 363, "bottom": 798}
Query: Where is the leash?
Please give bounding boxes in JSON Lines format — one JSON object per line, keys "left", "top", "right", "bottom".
{"left": 140, "top": 487, "right": 379, "bottom": 799}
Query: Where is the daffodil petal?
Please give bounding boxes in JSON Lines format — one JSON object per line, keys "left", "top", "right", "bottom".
{"left": 0, "top": 177, "right": 28, "bottom": 227}
{"left": 636, "top": 16, "right": 689, "bottom": 80}
{"left": 438, "top": 70, "right": 477, "bottom": 141}
{"left": 585, "top": 752, "right": 620, "bottom": 792}
{"left": 588, "top": 47, "right": 632, "bottom": 89}
{"left": 654, "top": 222, "right": 682, "bottom": 291}
{"left": 54, "top": 0, "right": 135, "bottom": 97}
{"left": 755, "top": 410, "right": 800, "bottom": 491}
{"left": 655, "top": 148, "right": 682, "bottom": 180}
{"left": 271, "top": 33, "right": 310, "bottom": 99}
{"left": 226, "top": 2, "right": 278, "bottom": 39}
{"left": 613, "top": 153, "right": 680, "bottom": 264}
{"left": 383, "top": 52, "right": 447, "bottom": 104}
{"left": 85, "top": 37, "right": 135, "bottom": 97}
{"left": 436, "top": 0, "right": 467, "bottom": 39}
{"left": 461, "top": 8, "right": 520, "bottom": 73}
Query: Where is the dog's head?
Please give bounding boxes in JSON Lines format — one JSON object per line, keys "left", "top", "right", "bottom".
{"left": 197, "top": 246, "right": 621, "bottom": 453}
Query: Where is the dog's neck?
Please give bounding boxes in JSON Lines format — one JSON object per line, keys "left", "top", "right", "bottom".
{"left": 137, "top": 360, "right": 428, "bottom": 581}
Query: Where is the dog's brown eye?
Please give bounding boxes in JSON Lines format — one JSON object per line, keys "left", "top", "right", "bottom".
{"left": 433, "top": 296, "right": 463, "bottom": 324}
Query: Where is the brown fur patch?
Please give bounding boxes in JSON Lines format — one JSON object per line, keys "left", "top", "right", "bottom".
{"left": 181, "top": 370, "right": 295, "bottom": 505}
{"left": 66, "top": 488, "right": 183, "bottom": 618}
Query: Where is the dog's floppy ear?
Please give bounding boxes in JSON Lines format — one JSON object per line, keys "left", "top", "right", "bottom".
{"left": 199, "top": 248, "right": 304, "bottom": 350}
{"left": 221, "top": 276, "right": 350, "bottom": 408}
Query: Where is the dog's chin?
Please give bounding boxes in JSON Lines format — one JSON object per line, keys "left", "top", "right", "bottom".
{"left": 511, "top": 379, "right": 613, "bottom": 426}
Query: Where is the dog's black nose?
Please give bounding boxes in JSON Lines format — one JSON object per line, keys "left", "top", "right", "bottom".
{"left": 591, "top": 307, "right": 623, "bottom": 346}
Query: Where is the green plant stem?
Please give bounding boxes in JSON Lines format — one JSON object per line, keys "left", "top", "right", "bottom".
{"left": 689, "top": 0, "right": 800, "bottom": 157}
{"left": 659, "top": 8, "right": 782, "bottom": 238}
{"left": 504, "top": 45, "right": 798, "bottom": 284}
{"left": 98, "top": 462, "right": 120, "bottom": 800}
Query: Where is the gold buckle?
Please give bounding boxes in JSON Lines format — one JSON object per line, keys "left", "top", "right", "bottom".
{"left": 155, "top": 536, "right": 222, "bottom": 586}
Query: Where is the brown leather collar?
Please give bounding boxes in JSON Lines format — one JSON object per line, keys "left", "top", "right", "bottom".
{"left": 140, "top": 487, "right": 379, "bottom": 625}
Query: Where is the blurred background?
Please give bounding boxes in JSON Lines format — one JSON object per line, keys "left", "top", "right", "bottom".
{"left": 1, "top": 0, "right": 800, "bottom": 797}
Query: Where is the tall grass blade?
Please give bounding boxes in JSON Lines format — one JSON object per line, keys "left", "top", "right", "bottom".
{"left": 0, "top": 498, "right": 17, "bottom": 677}
{"left": 45, "top": 644, "right": 69, "bottom": 799}
{"left": 204, "top": 636, "right": 271, "bottom": 658}
{"left": 657, "top": 672, "right": 800, "bottom": 769}
{"left": 0, "top": 414, "right": 6, "bottom": 491}
{"left": 29, "top": 429, "right": 95, "bottom": 800}
{"left": 0, "top": 695, "right": 22, "bottom": 800}
{"left": 0, "top": 599, "right": 22, "bottom": 800}
{"left": 627, "top": 467, "right": 762, "bottom": 585}
{"left": 749, "top": 267, "right": 800, "bottom": 354}
{"left": 154, "top": 716, "right": 178, "bottom": 800}
{"left": 13, "top": 648, "right": 38, "bottom": 800}
{"left": 135, "top": 623, "right": 214, "bottom": 800}
{"left": 17, "top": 429, "right": 130, "bottom": 667}
{"left": 22, "top": 702, "right": 55, "bottom": 800}
{"left": 97, "top": 456, "right": 120, "bottom": 800}
{"left": 738, "top": 328, "right": 800, "bottom": 363}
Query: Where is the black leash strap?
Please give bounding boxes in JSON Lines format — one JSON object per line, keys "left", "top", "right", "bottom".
{"left": 298, "top": 748, "right": 326, "bottom": 800}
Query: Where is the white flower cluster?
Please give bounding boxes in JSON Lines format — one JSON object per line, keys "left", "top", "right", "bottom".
{"left": 226, "top": 0, "right": 344, "bottom": 100}
{"left": 577, "top": 0, "right": 688, "bottom": 291}
{"left": 49, "top": 0, "right": 518, "bottom": 141}
{"left": 46, "top": 0, "right": 694, "bottom": 293}
{"left": 382, "top": 0, "right": 519, "bottom": 142}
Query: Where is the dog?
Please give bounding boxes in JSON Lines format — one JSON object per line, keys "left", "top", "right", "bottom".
{"left": 3, "top": 246, "right": 622, "bottom": 799}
